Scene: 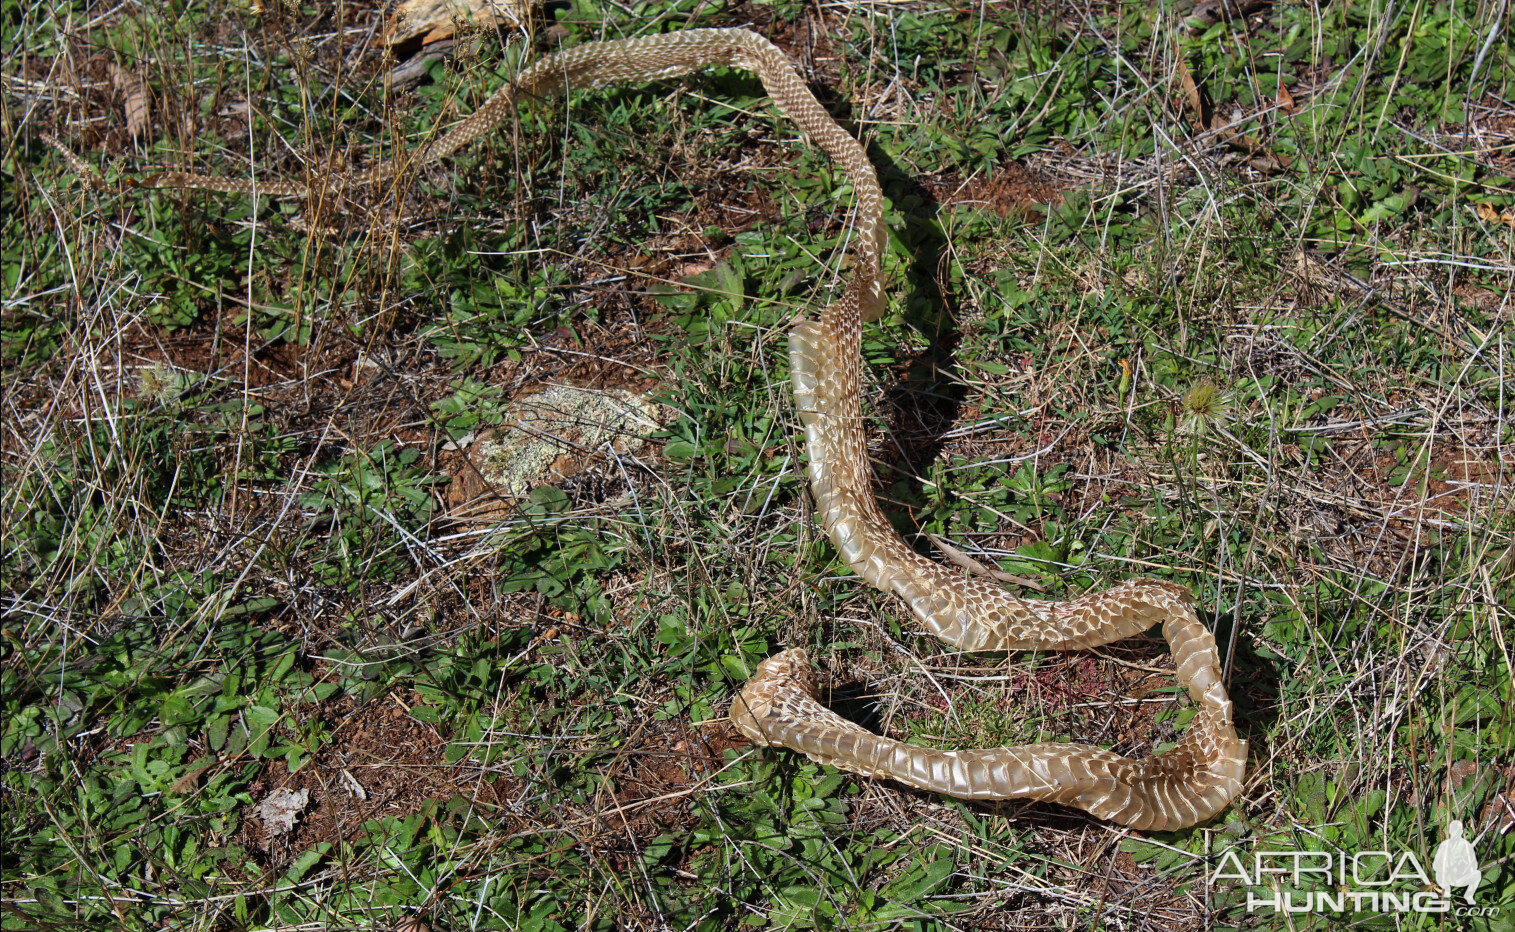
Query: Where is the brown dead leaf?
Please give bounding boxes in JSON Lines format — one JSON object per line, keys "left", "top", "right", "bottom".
{"left": 1174, "top": 37, "right": 1292, "bottom": 175}
{"left": 1476, "top": 202, "right": 1515, "bottom": 228}
{"left": 170, "top": 758, "right": 219, "bottom": 794}
{"left": 387, "top": 0, "right": 528, "bottom": 47}
{"left": 676, "top": 259, "right": 715, "bottom": 278}
{"left": 109, "top": 63, "right": 150, "bottom": 138}
{"left": 1277, "top": 81, "right": 1297, "bottom": 113}
{"left": 1174, "top": 55, "right": 1212, "bottom": 130}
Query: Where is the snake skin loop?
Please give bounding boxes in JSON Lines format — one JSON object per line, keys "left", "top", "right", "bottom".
{"left": 55, "top": 27, "right": 1245, "bottom": 830}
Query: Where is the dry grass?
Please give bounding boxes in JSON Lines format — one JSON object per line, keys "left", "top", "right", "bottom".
{"left": 3, "top": 1, "right": 1512, "bottom": 930}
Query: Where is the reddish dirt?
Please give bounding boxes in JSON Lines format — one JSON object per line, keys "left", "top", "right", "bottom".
{"left": 928, "top": 160, "right": 1065, "bottom": 222}
{"left": 232, "top": 689, "right": 517, "bottom": 871}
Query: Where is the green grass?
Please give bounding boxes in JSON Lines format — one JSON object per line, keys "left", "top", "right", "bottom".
{"left": 4, "top": 0, "right": 1513, "bottom": 929}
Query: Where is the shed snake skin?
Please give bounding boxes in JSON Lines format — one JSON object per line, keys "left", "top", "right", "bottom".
{"left": 49, "top": 26, "right": 1245, "bottom": 830}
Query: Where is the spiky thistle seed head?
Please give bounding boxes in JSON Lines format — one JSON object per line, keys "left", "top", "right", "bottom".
{"left": 135, "top": 363, "right": 178, "bottom": 405}
{"left": 1180, "top": 381, "right": 1230, "bottom": 437}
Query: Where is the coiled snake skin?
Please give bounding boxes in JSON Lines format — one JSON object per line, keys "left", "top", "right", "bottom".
{"left": 51, "top": 27, "right": 1245, "bottom": 830}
